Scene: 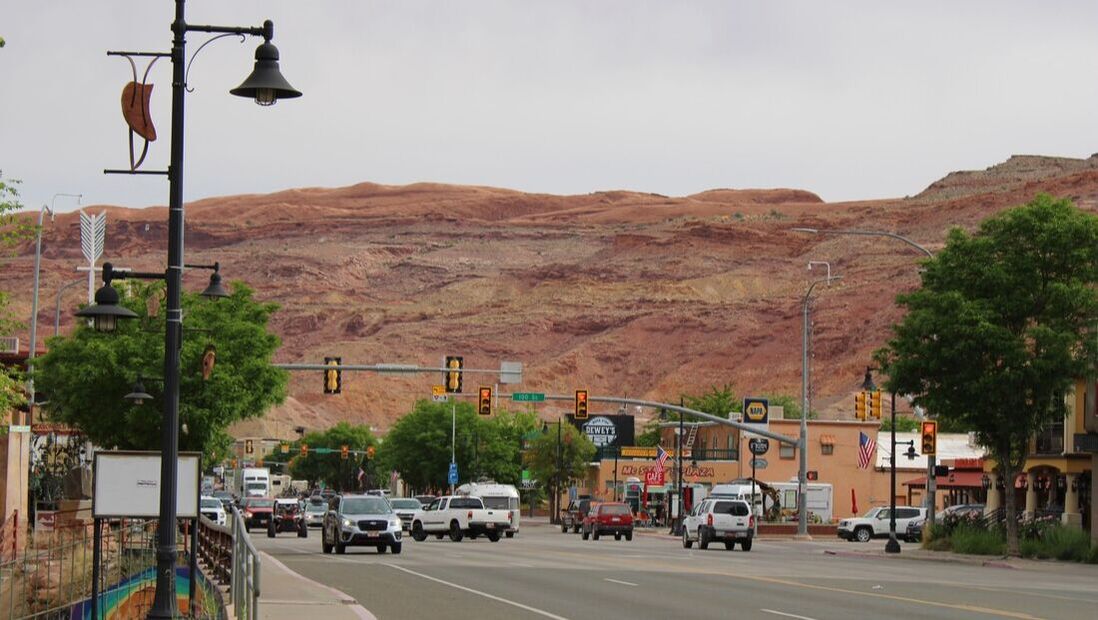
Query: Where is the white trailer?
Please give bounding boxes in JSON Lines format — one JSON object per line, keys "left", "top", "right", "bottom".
{"left": 456, "top": 481, "right": 521, "bottom": 537}
{"left": 768, "top": 480, "right": 833, "bottom": 523}
{"left": 233, "top": 467, "right": 271, "bottom": 498}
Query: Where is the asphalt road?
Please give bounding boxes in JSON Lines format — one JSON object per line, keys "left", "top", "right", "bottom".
{"left": 256, "top": 521, "right": 1098, "bottom": 620}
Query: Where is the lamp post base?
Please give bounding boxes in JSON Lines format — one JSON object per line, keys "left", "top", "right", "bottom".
{"left": 885, "top": 534, "right": 902, "bottom": 554}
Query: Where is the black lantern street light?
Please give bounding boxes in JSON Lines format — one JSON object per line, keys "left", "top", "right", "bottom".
{"left": 78, "top": 3, "right": 300, "bottom": 617}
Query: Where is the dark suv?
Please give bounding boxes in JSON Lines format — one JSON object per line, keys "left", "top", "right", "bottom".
{"left": 560, "top": 497, "right": 594, "bottom": 533}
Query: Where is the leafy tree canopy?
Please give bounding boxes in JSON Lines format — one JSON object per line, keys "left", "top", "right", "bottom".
{"left": 876, "top": 194, "right": 1098, "bottom": 554}
{"left": 0, "top": 173, "right": 31, "bottom": 414}
{"left": 36, "top": 281, "right": 287, "bottom": 464}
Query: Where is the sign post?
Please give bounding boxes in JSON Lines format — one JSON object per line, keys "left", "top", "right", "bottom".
{"left": 748, "top": 437, "right": 769, "bottom": 531}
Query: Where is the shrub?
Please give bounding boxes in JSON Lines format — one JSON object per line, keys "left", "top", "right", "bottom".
{"left": 1019, "top": 525, "right": 1095, "bottom": 562}
{"left": 949, "top": 522, "right": 1006, "bottom": 556}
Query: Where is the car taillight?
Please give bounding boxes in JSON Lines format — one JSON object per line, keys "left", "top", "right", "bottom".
{"left": 507, "top": 511, "right": 513, "bottom": 522}
{"left": 707, "top": 513, "right": 713, "bottom": 527}
{"left": 467, "top": 511, "right": 473, "bottom": 520}
{"left": 749, "top": 515, "right": 755, "bottom": 528}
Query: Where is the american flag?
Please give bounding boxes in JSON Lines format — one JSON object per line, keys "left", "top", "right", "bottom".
{"left": 654, "top": 445, "right": 670, "bottom": 478}
{"left": 858, "top": 432, "right": 876, "bottom": 469}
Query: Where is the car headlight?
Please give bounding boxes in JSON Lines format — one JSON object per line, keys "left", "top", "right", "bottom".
{"left": 342, "top": 517, "right": 356, "bottom": 528}
{"left": 390, "top": 518, "right": 401, "bottom": 528}
{"left": 839, "top": 521, "right": 847, "bottom": 527}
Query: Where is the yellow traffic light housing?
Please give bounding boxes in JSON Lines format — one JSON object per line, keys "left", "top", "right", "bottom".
{"left": 445, "top": 356, "right": 464, "bottom": 393}
{"left": 478, "top": 387, "right": 493, "bottom": 416}
{"left": 921, "top": 420, "right": 938, "bottom": 456}
{"left": 300, "top": 443, "right": 308, "bottom": 457}
{"left": 341, "top": 444, "right": 350, "bottom": 460}
{"left": 324, "top": 356, "right": 342, "bottom": 394}
{"left": 854, "top": 392, "right": 868, "bottom": 420}
{"left": 245, "top": 439, "right": 254, "bottom": 454}
{"left": 367, "top": 445, "right": 376, "bottom": 460}
{"left": 870, "top": 390, "right": 883, "bottom": 419}
{"left": 280, "top": 442, "right": 289, "bottom": 454}
{"left": 575, "top": 389, "right": 589, "bottom": 419}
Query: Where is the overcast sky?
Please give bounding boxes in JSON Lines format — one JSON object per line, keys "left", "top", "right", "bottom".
{"left": 3, "top": 1, "right": 1097, "bottom": 212}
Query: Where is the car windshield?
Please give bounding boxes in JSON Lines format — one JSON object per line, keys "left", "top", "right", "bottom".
{"left": 342, "top": 498, "right": 391, "bottom": 514}
{"left": 305, "top": 503, "right": 326, "bottom": 513}
{"left": 246, "top": 483, "right": 266, "bottom": 491}
{"left": 246, "top": 499, "right": 274, "bottom": 508}
{"left": 390, "top": 499, "right": 421, "bottom": 510}
{"left": 200, "top": 499, "right": 221, "bottom": 509}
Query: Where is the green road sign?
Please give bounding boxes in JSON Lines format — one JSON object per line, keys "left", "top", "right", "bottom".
{"left": 312, "top": 448, "right": 334, "bottom": 454}
{"left": 512, "top": 392, "right": 546, "bottom": 402}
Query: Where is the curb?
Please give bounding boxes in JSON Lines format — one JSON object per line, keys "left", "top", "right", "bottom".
{"left": 260, "top": 551, "right": 378, "bottom": 619}
{"left": 823, "top": 548, "right": 1017, "bottom": 569}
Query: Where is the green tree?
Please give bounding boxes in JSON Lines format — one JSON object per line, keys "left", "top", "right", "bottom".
{"left": 286, "top": 422, "right": 378, "bottom": 491}
{"left": 876, "top": 194, "right": 1098, "bottom": 555}
{"left": 0, "top": 174, "right": 34, "bottom": 414}
{"left": 36, "top": 281, "right": 288, "bottom": 464}
{"left": 525, "top": 420, "right": 596, "bottom": 519}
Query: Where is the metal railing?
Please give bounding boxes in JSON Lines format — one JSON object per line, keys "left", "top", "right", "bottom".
{"left": 229, "top": 507, "right": 260, "bottom": 620}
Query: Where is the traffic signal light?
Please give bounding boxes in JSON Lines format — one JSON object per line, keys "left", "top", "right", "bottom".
{"left": 245, "top": 439, "right": 254, "bottom": 454}
{"left": 921, "top": 420, "right": 938, "bottom": 456}
{"left": 575, "top": 389, "right": 589, "bottom": 419}
{"left": 366, "top": 445, "right": 376, "bottom": 460}
{"left": 300, "top": 443, "right": 308, "bottom": 457}
{"left": 341, "top": 444, "right": 350, "bottom": 460}
{"left": 870, "top": 390, "right": 883, "bottom": 419}
{"left": 854, "top": 392, "right": 868, "bottom": 420}
{"left": 478, "top": 387, "right": 492, "bottom": 416}
{"left": 324, "top": 356, "right": 342, "bottom": 394}
{"left": 280, "top": 442, "right": 289, "bottom": 454}
{"left": 445, "top": 356, "right": 464, "bottom": 393}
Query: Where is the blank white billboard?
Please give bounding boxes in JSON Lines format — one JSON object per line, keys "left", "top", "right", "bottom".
{"left": 93, "top": 451, "right": 201, "bottom": 518}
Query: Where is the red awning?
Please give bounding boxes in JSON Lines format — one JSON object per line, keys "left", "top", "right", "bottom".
{"left": 903, "top": 471, "right": 986, "bottom": 489}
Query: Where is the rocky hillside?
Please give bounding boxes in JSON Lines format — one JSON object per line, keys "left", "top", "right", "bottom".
{"left": 5, "top": 155, "right": 1098, "bottom": 439}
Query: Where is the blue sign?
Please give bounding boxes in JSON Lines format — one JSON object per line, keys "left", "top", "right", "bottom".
{"left": 448, "top": 462, "right": 458, "bottom": 485}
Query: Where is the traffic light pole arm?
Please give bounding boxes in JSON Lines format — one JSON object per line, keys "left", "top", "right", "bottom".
{"left": 275, "top": 362, "right": 511, "bottom": 375}
{"left": 791, "top": 228, "right": 933, "bottom": 257}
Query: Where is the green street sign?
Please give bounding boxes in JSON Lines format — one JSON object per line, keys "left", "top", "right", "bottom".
{"left": 512, "top": 392, "right": 545, "bottom": 402}
{"left": 313, "top": 447, "right": 334, "bottom": 454}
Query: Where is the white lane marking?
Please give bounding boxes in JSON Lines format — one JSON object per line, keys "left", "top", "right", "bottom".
{"left": 603, "top": 578, "right": 638, "bottom": 587}
{"left": 760, "top": 609, "right": 819, "bottom": 620}
{"left": 385, "top": 563, "right": 569, "bottom": 620}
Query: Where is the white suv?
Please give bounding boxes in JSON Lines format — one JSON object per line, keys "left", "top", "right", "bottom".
{"left": 838, "top": 506, "right": 926, "bottom": 543}
{"left": 682, "top": 498, "right": 754, "bottom": 551}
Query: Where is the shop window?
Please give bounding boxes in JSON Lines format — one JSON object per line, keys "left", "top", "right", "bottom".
{"left": 1035, "top": 418, "right": 1064, "bottom": 455}
{"left": 780, "top": 444, "right": 795, "bottom": 459}
{"left": 821, "top": 443, "right": 834, "bottom": 456}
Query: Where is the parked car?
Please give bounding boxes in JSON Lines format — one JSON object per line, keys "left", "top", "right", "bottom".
{"left": 409, "top": 495, "right": 512, "bottom": 542}
{"left": 838, "top": 506, "right": 927, "bottom": 542}
{"left": 389, "top": 498, "right": 423, "bottom": 531}
{"left": 561, "top": 497, "right": 595, "bottom": 534}
{"left": 322, "top": 494, "right": 403, "bottom": 555}
{"left": 268, "top": 499, "right": 308, "bottom": 538}
{"left": 581, "top": 502, "right": 633, "bottom": 541}
{"left": 239, "top": 497, "right": 275, "bottom": 532}
{"left": 905, "top": 504, "right": 985, "bottom": 542}
{"left": 682, "top": 498, "right": 754, "bottom": 551}
{"left": 303, "top": 497, "right": 328, "bottom": 528}
{"left": 200, "top": 496, "right": 227, "bottom": 527}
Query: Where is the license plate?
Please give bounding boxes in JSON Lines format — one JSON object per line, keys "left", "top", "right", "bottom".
{"left": 366, "top": 530, "right": 380, "bottom": 537}
{"left": 487, "top": 523, "right": 495, "bottom": 529}
{"left": 611, "top": 517, "right": 620, "bottom": 522}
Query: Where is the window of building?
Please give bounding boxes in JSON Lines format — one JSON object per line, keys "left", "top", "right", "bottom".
{"left": 727, "top": 434, "right": 739, "bottom": 460}
{"left": 1035, "top": 417, "right": 1064, "bottom": 455}
{"left": 779, "top": 444, "right": 795, "bottom": 459}
{"left": 819, "top": 434, "right": 835, "bottom": 456}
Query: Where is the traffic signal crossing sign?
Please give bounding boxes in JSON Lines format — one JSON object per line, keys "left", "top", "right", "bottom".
{"left": 575, "top": 389, "right": 589, "bottom": 419}
{"left": 478, "top": 387, "right": 493, "bottom": 416}
{"left": 324, "top": 356, "right": 342, "bottom": 394}
{"left": 445, "top": 356, "right": 464, "bottom": 393}
{"left": 921, "top": 420, "right": 938, "bottom": 456}
{"left": 854, "top": 392, "right": 868, "bottom": 420}
{"left": 870, "top": 390, "right": 883, "bottom": 419}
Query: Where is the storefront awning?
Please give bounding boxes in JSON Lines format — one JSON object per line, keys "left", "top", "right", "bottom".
{"left": 903, "top": 470, "right": 985, "bottom": 489}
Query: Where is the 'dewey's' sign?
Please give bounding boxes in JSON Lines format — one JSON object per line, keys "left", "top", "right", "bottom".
{"left": 567, "top": 414, "right": 634, "bottom": 448}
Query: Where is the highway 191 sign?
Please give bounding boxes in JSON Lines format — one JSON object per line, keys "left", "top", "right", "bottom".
{"left": 748, "top": 438, "right": 770, "bottom": 455}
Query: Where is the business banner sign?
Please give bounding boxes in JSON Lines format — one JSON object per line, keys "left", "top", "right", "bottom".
{"left": 568, "top": 414, "right": 635, "bottom": 449}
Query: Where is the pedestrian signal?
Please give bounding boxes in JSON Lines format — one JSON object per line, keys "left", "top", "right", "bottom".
{"left": 575, "top": 390, "right": 589, "bottom": 419}
{"left": 478, "top": 387, "right": 492, "bottom": 416}
{"left": 324, "top": 356, "right": 342, "bottom": 394}
{"left": 445, "top": 356, "right": 464, "bottom": 393}
{"left": 921, "top": 420, "right": 938, "bottom": 456}
{"left": 854, "top": 392, "right": 868, "bottom": 420}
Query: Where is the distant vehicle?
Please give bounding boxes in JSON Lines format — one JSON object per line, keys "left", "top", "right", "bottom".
{"left": 457, "top": 481, "right": 521, "bottom": 537}
{"left": 212, "top": 490, "right": 235, "bottom": 512}
{"left": 906, "top": 504, "right": 984, "bottom": 542}
{"left": 561, "top": 497, "right": 595, "bottom": 534}
{"left": 233, "top": 467, "right": 271, "bottom": 499}
{"left": 409, "top": 495, "right": 511, "bottom": 542}
{"left": 365, "top": 489, "right": 392, "bottom": 498}
{"left": 682, "top": 498, "right": 754, "bottom": 551}
{"left": 268, "top": 499, "right": 308, "bottom": 538}
{"left": 322, "top": 495, "right": 402, "bottom": 555}
{"left": 413, "top": 495, "right": 436, "bottom": 508}
{"left": 389, "top": 498, "right": 423, "bottom": 531}
{"left": 200, "top": 496, "right": 227, "bottom": 527}
{"left": 304, "top": 497, "right": 328, "bottom": 528}
{"left": 239, "top": 497, "right": 275, "bottom": 532}
{"left": 581, "top": 502, "right": 633, "bottom": 541}
{"left": 838, "top": 506, "right": 927, "bottom": 543}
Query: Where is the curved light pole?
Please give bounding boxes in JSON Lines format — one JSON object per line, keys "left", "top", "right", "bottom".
{"left": 54, "top": 278, "right": 85, "bottom": 337}
{"left": 27, "top": 193, "right": 80, "bottom": 420}
{"left": 793, "top": 226, "right": 935, "bottom": 541}
{"left": 799, "top": 270, "right": 841, "bottom": 537}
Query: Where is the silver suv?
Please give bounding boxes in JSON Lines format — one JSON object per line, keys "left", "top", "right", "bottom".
{"left": 322, "top": 494, "right": 403, "bottom": 554}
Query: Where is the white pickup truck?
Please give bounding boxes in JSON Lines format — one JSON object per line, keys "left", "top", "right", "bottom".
{"left": 409, "top": 495, "right": 513, "bottom": 542}
{"left": 682, "top": 498, "right": 754, "bottom": 551}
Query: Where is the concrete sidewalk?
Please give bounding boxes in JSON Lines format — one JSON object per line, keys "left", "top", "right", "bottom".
{"left": 257, "top": 551, "right": 375, "bottom": 620}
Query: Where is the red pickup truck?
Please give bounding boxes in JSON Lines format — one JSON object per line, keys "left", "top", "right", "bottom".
{"left": 581, "top": 502, "right": 633, "bottom": 541}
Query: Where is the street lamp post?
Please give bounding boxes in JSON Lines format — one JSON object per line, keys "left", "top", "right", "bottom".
{"left": 799, "top": 271, "right": 841, "bottom": 537}
{"left": 76, "top": 3, "right": 300, "bottom": 617}
{"left": 54, "top": 278, "right": 85, "bottom": 337}
{"left": 792, "top": 227, "right": 936, "bottom": 528}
